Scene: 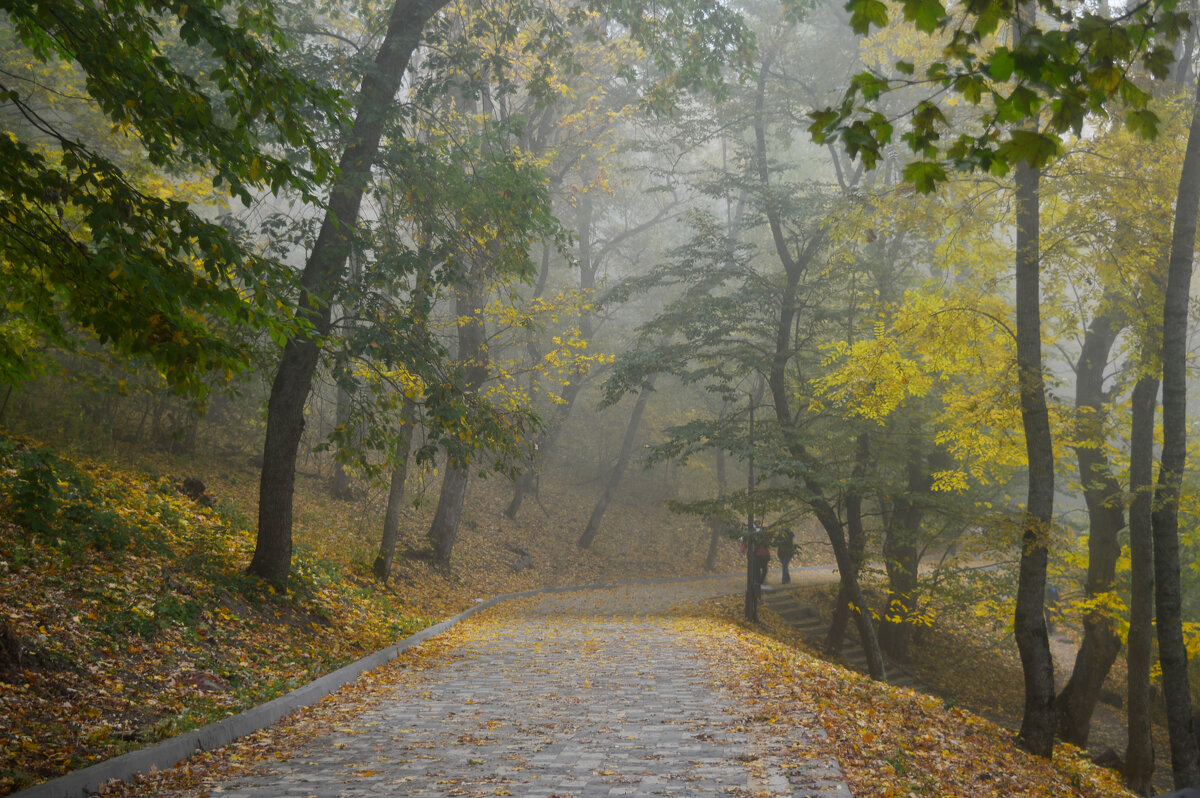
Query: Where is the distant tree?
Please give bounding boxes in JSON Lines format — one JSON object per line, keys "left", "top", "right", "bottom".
{"left": 250, "top": 0, "right": 752, "bottom": 587}
{"left": 579, "top": 374, "right": 656, "bottom": 549}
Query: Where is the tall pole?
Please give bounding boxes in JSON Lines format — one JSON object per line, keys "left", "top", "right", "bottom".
{"left": 745, "top": 395, "right": 759, "bottom": 621}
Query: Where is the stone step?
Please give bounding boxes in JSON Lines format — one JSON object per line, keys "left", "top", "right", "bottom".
{"left": 766, "top": 597, "right": 932, "bottom": 695}
{"left": 778, "top": 608, "right": 818, "bottom": 622}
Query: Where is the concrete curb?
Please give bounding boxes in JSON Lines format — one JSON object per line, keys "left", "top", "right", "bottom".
{"left": 14, "top": 572, "right": 742, "bottom": 798}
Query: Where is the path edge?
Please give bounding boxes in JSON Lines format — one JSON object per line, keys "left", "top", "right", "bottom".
{"left": 14, "top": 573, "right": 738, "bottom": 798}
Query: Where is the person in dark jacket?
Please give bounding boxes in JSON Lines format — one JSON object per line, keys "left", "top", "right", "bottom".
{"left": 776, "top": 528, "right": 795, "bottom": 584}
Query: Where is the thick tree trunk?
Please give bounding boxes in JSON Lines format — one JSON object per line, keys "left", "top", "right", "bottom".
{"left": 427, "top": 277, "right": 489, "bottom": 568}
{"left": 826, "top": 583, "right": 855, "bottom": 653}
{"left": 250, "top": 0, "right": 452, "bottom": 587}
{"left": 1151, "top": 82, "right": 1200, "bottom": 791}
{"left": 1126, "top": 374, "right": 1159, "bottom": 796}
{"left": 373, "top": 399, "right": 417, "bottom": 582}
{"left": 578, "top": 375, "right": 655, "bottom": 549}
{"left": 1013, "top": 160, "right": 1056, "bottom": 758}
{"left": 1056, "top": 305, "right": 1125, "bottom": 747}
{"left": 429, "top": 464, "right": 469, "bottom": 566}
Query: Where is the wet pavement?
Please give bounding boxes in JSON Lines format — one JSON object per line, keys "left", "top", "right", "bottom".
{"left": 196, "top": 576, "right": 852, "bottom": 798}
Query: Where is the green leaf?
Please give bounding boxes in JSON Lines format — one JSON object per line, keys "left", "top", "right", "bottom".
{"left": 995, "top": 85, "right": 1043, "bottom": 124}
{"left": 902, "top": 159, "right": 948, "bottom": 193}
{"left": 1119, "top": 78, "right": 1150, "bottom": 109}
{"left": 851, "top": 71, "right": 891, "bottom": 101}
{"left": 1125, "top": 108, "right": 1161, "bottom": 140}
{"left": 1048, "top": 94, "right": 1086, "bottom": 136}
{"left": 808, "top": 109, "right": 839, "bottom": 143}
{"left": 1143, "top": 45, "right": 1175, "bottom": 80}
{"left": 1086, "top": 64, "right": 1124, "bottom": 94}
{"left": 988, "top": 47, "right": 1014, "bottom": 82}
{"left": 911, "top": 100, "right": 948, "bottom": 137}
{"left": 998, "top": 130, "right": 1061, "bottom": 169}
{"left": 847, "top": 0, "right": 890, "bottom": 35}
{"left": 953, "top": 74, "right": 986, "bottom": 104}
{"left": 901, "top": 0, "right": 947, "bottom": 33}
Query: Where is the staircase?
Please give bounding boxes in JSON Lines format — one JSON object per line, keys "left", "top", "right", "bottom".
{"left": 761, "top": 586, "right": 925, "bottom": 691}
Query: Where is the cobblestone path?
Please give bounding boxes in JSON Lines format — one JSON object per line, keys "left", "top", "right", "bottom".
{"left": 202, "top": 577, "right": 851, "bottom": 798}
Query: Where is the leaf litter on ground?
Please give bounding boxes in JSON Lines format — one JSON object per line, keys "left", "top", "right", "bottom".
{"left": 0, "top": 435, "right": 1133, "bottom": 797}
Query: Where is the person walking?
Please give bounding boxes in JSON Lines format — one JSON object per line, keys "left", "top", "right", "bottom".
{"left": 776, "top": 528, "right": 795, "bottom": 584}
{"left": 754, "top": 535, "right": 771, "bottom": 585}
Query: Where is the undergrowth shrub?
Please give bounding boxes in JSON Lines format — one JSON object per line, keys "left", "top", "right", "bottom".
{"left": 0, "top": 440, "right": 135, "bottom": 554}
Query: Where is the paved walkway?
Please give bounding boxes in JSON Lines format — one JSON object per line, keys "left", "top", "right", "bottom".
{"left": 198, "top": 577, "right": 851, "bottom": 798}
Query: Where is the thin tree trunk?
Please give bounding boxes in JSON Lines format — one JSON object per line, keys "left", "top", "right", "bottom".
{"left": 251, "top": 0, "right": 451, "bottom": 587}
{"left": 578, "top": 375, "right": 655, "bottom": 549}
{"left": 810, "top": 492, "right": 886, "bottom": 680}
{"left": 507, "top": 194, "right": 596, "bottom": 519}
{"left": 828, "top": 434, "right": 870, "bottom": 652}
{"left": 505, "top": 378, "right": 584, "bottom": 518}
{"left": 330, "top": 381, "right": 355, "bottom": 500}
{"left": 754, "top": 47, "right": 883, "bottom": 679}
{"left": 1013, "top": 159, "right": 1056, "bottom": 758}
{"left": 1056, "top": 305, "right": 1126, "bottom": 747}
{"left": 330, "top": 256, "right": 363, "bottom": 501}
{"left": 1126, "top": 374, "right": 1159, "bottom": 796}
{"left": 1151, "top": 80, "right": 1200, "bottom": 791}
{"left": 374, "top": 398, "right": 417, "bottom": 581}
{"left": 705, "top": 447, "right": 728, "bottom": 570}
{"left": 879, "top": 430, "right": 927, "bottom": 662}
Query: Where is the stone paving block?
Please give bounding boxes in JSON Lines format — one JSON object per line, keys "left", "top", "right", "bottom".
{"left": 187, "top": 583, "right": 853, "bottom": 797}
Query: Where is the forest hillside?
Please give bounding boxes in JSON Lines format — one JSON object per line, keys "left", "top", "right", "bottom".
{"left": 0, "top": 431, "right": 1136, "bottom": 798}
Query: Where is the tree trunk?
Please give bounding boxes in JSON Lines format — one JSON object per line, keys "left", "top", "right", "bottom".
{"left": 1013, "top": 160, "right": 1056, "bottom": 758}
{"left": 505, "top": 378, "right": 584, "bottom": 518}
{"left": 828, "top": 434, "right": 870, "bottom": 652}
{"left": 373, "top": 399, "right": 417, "bottom": 581}
{"left": 1151, "top": 80, "right": 1200, "bottom": 791}
{"left": 427, "top": 276, "right": 489, "bottom": 568}
{"left": 429, "top": 464, "right": 468, "bottom": 566}
{"left": 811, "top": 493, "right": 886, "bottom": 680}
{"left": 578, "top": 375, "right": 655, "bottom": 549}
{"left": 250, "top": 0, "right": 452, "bottom": 588}
{"left": 753, "top": 48, "right": 883, "bottom": 679}
{"left": 705, "top": 447, "right": 728, "bottom": 571}
{"left": 1056, "top": 305, "right": 1126, "bottom": 747}
{"left": 879, "top": 431, "right": 927, "bottom": 662}
{"left": 827, "top": 583, "right": 853, "bottom": 652}
{"left": 330, "top": 380, "right": 355, "bottom": 500}
{"left": 1126, "top": 374, "right": 1159, "bottom": 796}
{"left": 507, "top": 194, "right": 596, "bottom": 519}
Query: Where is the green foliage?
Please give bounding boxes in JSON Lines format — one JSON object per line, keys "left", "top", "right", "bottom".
{"left": 1, "top": 441, "right": 136, "bottom": 553}
{"left": 0, "top": 0, "right": 342, "bottom": 395}
{"left": 810, "top": 0, "right": 1188, "bottom": 188}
